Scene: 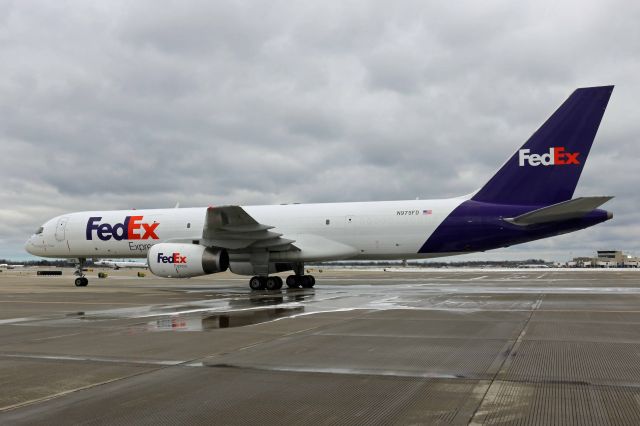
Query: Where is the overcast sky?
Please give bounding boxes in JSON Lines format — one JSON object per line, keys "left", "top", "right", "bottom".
{"left": 1, "top": 0, "right": 638, "bottom": 261}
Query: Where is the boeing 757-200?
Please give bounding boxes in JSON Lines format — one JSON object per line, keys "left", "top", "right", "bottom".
{"left": 26, "top": 86, "right": 615, "bottom": 290}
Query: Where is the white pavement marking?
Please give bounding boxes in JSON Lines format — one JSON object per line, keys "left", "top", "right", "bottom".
{"left": 0, "top": 317, "right": 38, "bottom": 325}
{"left": 0, "top": 353, "right": 185, "bottom": 366}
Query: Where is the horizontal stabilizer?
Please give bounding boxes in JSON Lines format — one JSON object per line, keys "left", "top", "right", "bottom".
{"left": 504, "top": 196, "right": 613, "bottom": 226}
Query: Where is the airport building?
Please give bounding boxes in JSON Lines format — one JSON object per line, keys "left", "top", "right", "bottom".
{"left": 567, "top": 250, "right": 640, "bottom": 268}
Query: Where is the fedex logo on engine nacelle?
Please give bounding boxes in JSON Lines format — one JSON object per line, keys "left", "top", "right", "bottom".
{"left": 518, "top": 147, "right": 580, "bottom": 167}
{"left": 86, "top": 216, "right": 159, "bottom": 241}
{"left": 157, "top": 252, "right": 187, "bottom": 264}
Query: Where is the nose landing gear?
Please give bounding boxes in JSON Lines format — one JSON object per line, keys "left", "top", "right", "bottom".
{"left": 74, "top": 258, "right": 89, "bottom": 287}
{"left": 74, "top": 277, "right": 89, "bottom": 287}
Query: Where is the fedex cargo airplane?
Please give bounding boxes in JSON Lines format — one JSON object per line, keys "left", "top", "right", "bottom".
{"left": 26, "top": 86, "right": 614, "bottom": 290}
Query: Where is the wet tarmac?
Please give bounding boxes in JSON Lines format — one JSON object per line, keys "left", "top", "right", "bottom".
{"left": 1, "top": 267, "right": 640, "bottom": 424}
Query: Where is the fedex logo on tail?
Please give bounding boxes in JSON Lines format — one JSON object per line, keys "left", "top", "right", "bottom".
{"left": 518, "top": 147, "right": 580, "bottom": 167}
{"left": 86, "top": 216, "right": 159, "bottom": 241}
{"left": 157, "top": 252, "right": 187, "bottom": 264}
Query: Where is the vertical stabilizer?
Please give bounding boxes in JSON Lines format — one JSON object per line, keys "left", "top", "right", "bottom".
{"left": 472, "top": 86, "right": 613, "bottom": 205}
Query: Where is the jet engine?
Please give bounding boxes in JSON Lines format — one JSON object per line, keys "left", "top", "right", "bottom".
{"left": 147, "top": 243, "right": 229, "bottom": 278}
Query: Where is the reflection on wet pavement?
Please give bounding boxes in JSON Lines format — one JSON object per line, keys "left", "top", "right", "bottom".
{"left": 47, "top": 275, "right": 640, "bottom": 336}
{"left": 150, "top": 306, "right": 305, "bottom": 331}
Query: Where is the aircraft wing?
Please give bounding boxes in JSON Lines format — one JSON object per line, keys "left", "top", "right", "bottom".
{"left": 202, "top": 206, "right": 295, "bottom": 250}
{"left": 504, "top": 196, "right": 613, "bottom": 226}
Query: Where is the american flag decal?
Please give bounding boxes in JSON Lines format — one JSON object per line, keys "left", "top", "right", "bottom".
{"left": 423, "top": 210, "right": 432, "bottom": 215}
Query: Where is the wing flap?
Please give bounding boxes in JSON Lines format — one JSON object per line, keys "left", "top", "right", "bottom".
{"left": 504, "top": 196, "right": 613, "bottom": 226}
{"left": 212, "top": 230, "right": 283, "bottom": 241}
{"left": 220, "top": 224, "right": 274, "bottom": 232}
{"left": 250, "top": 238, "right": 296, "bottom": 249}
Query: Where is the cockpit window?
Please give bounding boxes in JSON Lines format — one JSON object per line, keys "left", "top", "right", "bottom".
{"left": 35, "top": 226, "right": 44, "bottom": 235}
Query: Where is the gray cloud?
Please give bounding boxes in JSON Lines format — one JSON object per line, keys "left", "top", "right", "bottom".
{"left": 1, "top": 0, "right": 639, "bottom": 260}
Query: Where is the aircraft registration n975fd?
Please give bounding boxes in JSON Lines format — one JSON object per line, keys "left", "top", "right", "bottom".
{"left": 26, "top": 86, "right": 615, "bottom": 290}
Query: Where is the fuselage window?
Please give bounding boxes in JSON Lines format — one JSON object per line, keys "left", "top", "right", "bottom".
{"left": 187, "top": 223, "right": 191, "bottom": 229}
{"left": 325, "top": 219, "right": 330, "bottom": 225}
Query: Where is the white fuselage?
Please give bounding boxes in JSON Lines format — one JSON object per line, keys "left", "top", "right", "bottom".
{"left": 25, "top": 197, "right": 468, "bottom": 262}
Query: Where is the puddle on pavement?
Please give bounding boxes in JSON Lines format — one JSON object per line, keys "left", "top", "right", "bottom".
{"left": 229, "top": 292, "right": 313, "bottom": 309}
{"left": 149, "top": 306, "right": 305, "bottom": 332}
{"left": 65, "top": 290, "right": 315, "bottom": 325}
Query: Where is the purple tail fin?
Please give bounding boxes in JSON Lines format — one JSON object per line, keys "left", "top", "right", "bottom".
{"left": 472, "top": 86, "right": 613, "bottom": 206}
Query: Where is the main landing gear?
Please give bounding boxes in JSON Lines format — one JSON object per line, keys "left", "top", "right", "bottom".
{"left": 248, "top": 262, "right": 315, "bottom": 291}
{"left": 249, "top": 276, "right": 283, "bottom": 290}
{"left": 74, "top": 258, "right": 89, "bottom": 287}
{"left": 286, "top": 275, "right": 315, "bottom": 289}
{"left": 288, "top": 262, "right": 315, "bottom": 288}
{"left": 248, "top": 275, "right": 316, "bottom": 290}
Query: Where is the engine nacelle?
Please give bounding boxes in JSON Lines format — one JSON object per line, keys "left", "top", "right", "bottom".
{"left": 148, "top": 243, "right": 229, "bottom": 278}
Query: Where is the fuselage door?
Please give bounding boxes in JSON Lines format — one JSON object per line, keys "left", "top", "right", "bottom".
{"left": 55, "top": 217, "right": 69, "bottom": 241}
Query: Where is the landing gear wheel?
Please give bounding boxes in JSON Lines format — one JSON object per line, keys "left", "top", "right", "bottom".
{"left": 265, "top": 276, "right": 281, "bottom": 291}
{"left": 249, "top": 276, "right": 266, "bottom": 291}
{"left": 73, "top": 258, "right": 88, "bottom": 287}
{"left": 301, "top": 275, "right": 315, "bottom": 288}
{"left": 275, "top": 276, "right": 283, "bottom": 290}
{"left": 286, "top": 275, "right": 300, "bottom": 289}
